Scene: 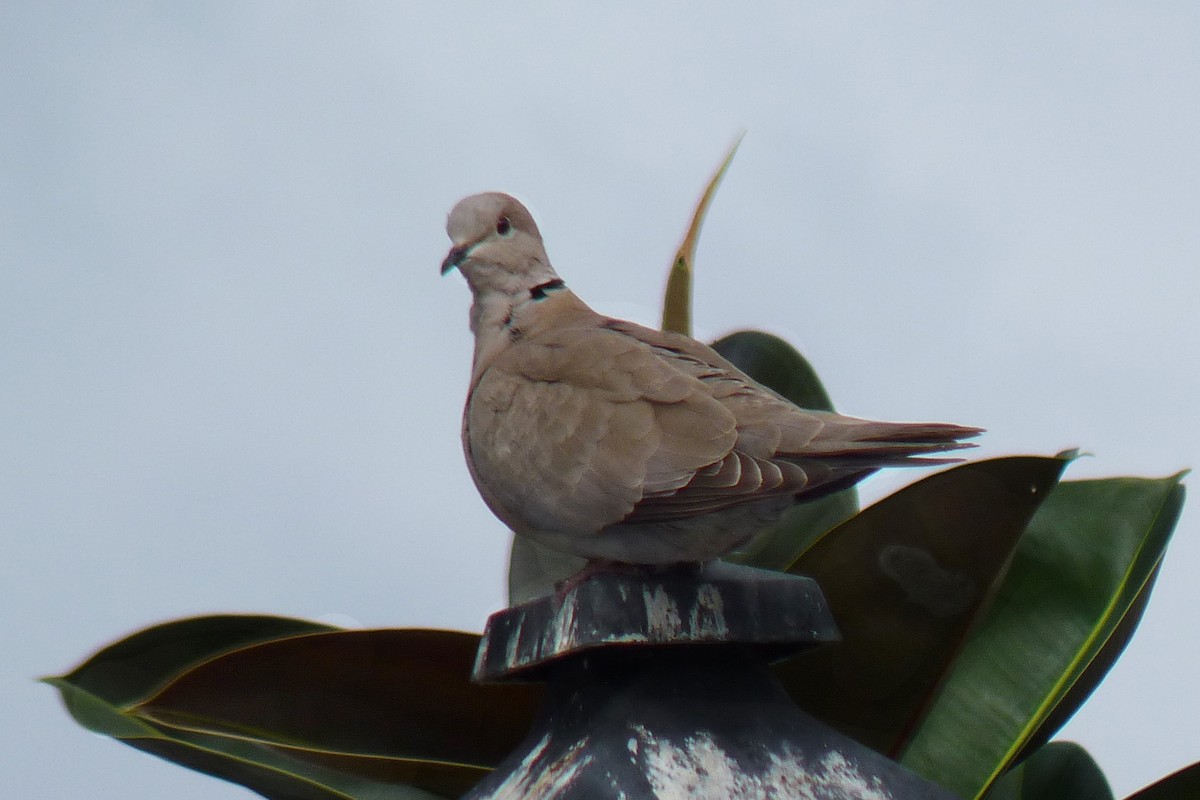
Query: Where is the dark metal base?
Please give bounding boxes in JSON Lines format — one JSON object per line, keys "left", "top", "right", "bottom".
{"left": 466, "top": 562, "right": 960, "bottom": 799}
{"left": 473, "top": 561, "right": 840, "bottom": 682}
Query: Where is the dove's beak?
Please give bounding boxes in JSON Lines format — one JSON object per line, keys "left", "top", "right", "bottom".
{"left": 440, "top": 245, "right": 469, "bottom": 275}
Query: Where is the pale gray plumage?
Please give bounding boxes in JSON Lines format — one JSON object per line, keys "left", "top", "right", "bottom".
{"left": 442, "top": 192, "right": 981, "bottom": 565}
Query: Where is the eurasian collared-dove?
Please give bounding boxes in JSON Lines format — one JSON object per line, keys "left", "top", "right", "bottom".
{"left": 441, "top": 192, "right": 981, "bottom": 566}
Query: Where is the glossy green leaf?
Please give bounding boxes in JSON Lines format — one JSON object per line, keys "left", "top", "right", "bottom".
{"left": 1014, "top": 560, "right": 1162, "bottom": 764}
{"left": 1126, "top": 760, "right": 1200, "bottom": 800}
{"left": 125, "top": 725, "right": 447, "bottom": 800}
{"left": 984, "top": 741, "right": 1113, "bottom": 800}
{"left": 900, "top": 474, "right": 1187, "bottom": 800}
{"left": 58, "top": 614, "right": 337, "bottom": 705}
{"left": 710, "top": 330, "right": 837, "bottom": 412}
{"left": 712, "top": 330, "right": 859, "bottom": 571}
{"left": 1028, "top": 479, "right": 1184, "bottom": 755}
{"left": 49, "top": 617, "right": 543, "bottom": 800}
{"left": 661, "top": 134, "right": 742, "bottom": 336}
{"left": 44, "top": 677, "right": 164, "bottom": 739}
{"left": 774, "top": 455, "right": 1069, "bottom": 755}
{"left": 138, "top": 629, "right": 539, "bottom": 776}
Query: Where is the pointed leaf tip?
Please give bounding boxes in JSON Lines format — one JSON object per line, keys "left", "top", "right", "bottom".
{"left": 661, "top": 133, "right": 745, "bottom": 336}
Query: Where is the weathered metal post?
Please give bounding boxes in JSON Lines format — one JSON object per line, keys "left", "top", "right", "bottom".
{"left": 464, "top": 561, "right": 960, "bottom": 799}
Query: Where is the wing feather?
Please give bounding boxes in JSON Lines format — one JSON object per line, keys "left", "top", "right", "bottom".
{"left": 467, "top": 313, "right": 980, "bottom": 539}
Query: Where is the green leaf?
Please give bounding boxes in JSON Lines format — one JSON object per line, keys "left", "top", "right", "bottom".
{"left": 1029, "top": 480, "right": 1185, "bottom": 751}
{"left": 137, "top": 629, "right": 538, "bottom": 777}
{"left": 900, "top": 474, "right": 1187, "bottom": 800}
{"left": 42, "top": 677, "right": 164, "bottom": 739}
{"left": 984, "top": 741, "right": 1113, "bottom": 800}
{"left": 1125, "top": 760, "right": 1200, "bottom": 800}
{"left": 49, "top": 617, "right": 543, "bottom": 800}
{"left": 710, "top": 330, "right": 836, "bottom": 412}
{"left": 128, "top": 727, "right": 448, "bottom": 800}
{"left": 56, "top": 614, "right": 337, "bottom": 706}
{"left": 712, "top": 330, "right": 859, "bottom": 570}
{"left": 1013, "top": 560, "right": 1162, "bottom": 764}
{"left": 661, "top": 134, "right": 743, "bottom": 336}
{"left": 773, "top": 455, "right": 1069, "bottom": 755}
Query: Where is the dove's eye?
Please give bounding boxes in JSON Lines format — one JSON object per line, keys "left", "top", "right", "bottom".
{"left": 496, "top": 216, "right": 512, "bottom": 236}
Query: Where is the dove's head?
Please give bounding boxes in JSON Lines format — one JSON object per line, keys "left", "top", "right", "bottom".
{"left": 441, "top": 193, "right": 559, "bottom": 297}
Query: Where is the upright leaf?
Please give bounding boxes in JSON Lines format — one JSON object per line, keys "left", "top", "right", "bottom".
{"left": 661, "top": 134, "right": 743, "bottom": 336}
{"left": 900, "top": 474, "right": 1187, "bottom": 799}
{"left": 774, "top": 456, "right": 1069, "bottom": 754}
{"left": 1014, "top": 560, "right": 1163, "bottom": 764}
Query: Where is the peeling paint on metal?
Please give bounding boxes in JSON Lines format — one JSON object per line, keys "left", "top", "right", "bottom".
{"left": 632, "top": 726, "right": 893, "bottom": 800}
{"left": 642, "top": 585, "right": 684, "bottom": 638}
{"left": 800, "top": 752, "right": 893, "bottom": 800}
{"left": 486, "top": 733, "right": 595, "bottom": 800}
{"left": 549, "top": 595, "right": 581, "bottom": 649}
{"left": 600, "top": 631, "right": 651, "bottom": 644}
{"left": 475, "top": 563, "right": 840, "bottom": 680}
{"left": 471, "top": 639, "right": 489, "bottom": 677}
{"left": 504, "top": 621, "right": 522, "bottom": 666}
{"left": 688, "top": 582, "right": 729, "bottom": 638}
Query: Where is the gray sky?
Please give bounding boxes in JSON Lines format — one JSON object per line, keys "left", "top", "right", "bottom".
{"left": 4, "top": 4, "right": 1198, "bottom": 798}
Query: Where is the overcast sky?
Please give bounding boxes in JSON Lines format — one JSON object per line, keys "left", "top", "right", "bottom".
{"left": 4, "top": 4, "right": 1198, "bottom": 798}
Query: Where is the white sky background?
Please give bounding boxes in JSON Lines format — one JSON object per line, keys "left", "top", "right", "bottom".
{"left": 4, "top": 4, "right": 1198, "bottom": 798}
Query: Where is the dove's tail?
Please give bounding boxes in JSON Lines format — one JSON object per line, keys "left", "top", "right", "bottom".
{"left": 783, "top": 419, "right": 983, "bottom": 502}
{"left": 804, "top": 418, "right": 982, "bottom": 456}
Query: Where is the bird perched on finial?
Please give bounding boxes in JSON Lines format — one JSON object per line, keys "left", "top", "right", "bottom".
{"left": 442, "top": 192, "right": 980, "bottom": 568}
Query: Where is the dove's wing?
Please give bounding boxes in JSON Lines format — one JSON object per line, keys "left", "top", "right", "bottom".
{"left": 465, "top": 317, "right": 743, "bottom": 537}
{"left": 595, "top": 319, "right": 979, "bottom": 524}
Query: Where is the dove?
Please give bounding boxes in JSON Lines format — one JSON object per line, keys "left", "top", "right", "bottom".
{"left": 441, "top": 192, "right": 981, "bottom": 567}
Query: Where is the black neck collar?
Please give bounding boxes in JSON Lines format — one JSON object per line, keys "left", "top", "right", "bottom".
{"left": 529, "top": 278, "right": 566, "bottom": 300}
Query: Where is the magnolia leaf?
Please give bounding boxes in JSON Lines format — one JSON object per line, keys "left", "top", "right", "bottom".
{"left": 661, "top": 133, "right": 743, "bottom": 336}
{"left": 901, "top": 474, "right": 1187, "bottom": 799}
{"left": 48, "top": 617, "right": 543, "bottom": 800}
{"left": 984, "top": 741, "right": 1113, "bottom": 800}
{"left": 774, "top": 456, "right": 1069, "bottom": 754}
{"left": 1125, "top": 760, "right": 1200, "bottom": 800}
